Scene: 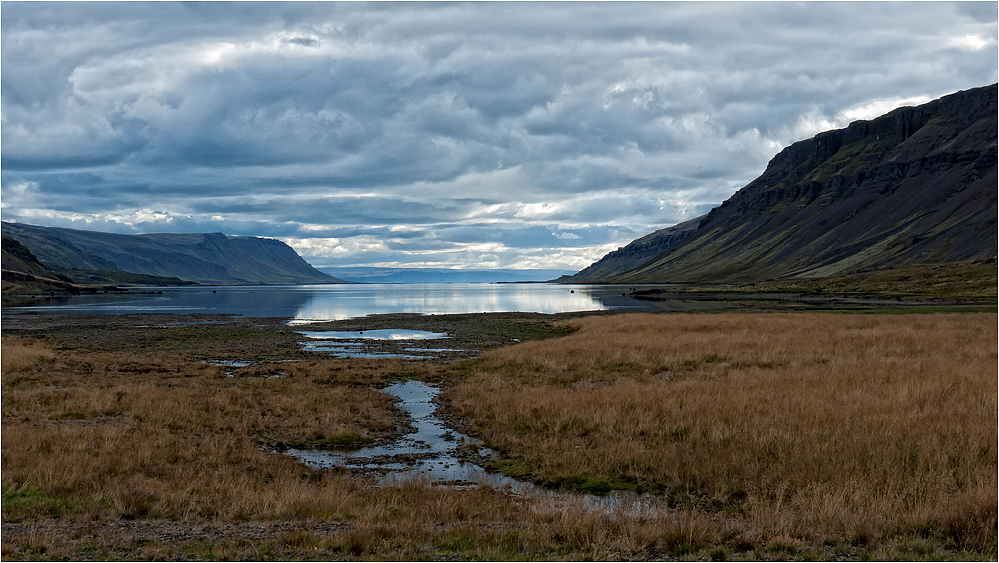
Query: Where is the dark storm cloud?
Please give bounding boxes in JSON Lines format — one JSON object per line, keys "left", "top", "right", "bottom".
{"left": 2, "top": 2, "right": 996, "bottom": 269}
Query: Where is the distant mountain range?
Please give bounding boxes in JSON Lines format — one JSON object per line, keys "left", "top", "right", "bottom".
{"left": 564, "top": 84, "right": 997, "bottom": 283}
{"left": 2, "top": 222, "right": 345, "bottom": 287}
{"left": 324, "top": 267, "right": 576, "bottom": 284}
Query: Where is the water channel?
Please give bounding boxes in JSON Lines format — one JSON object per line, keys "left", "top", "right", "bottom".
{"left": 286, "top": 380, "right": 660, "bottom": 513}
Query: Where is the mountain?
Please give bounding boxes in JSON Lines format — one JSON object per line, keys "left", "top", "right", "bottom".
{"left": 1, "top": 222, "right": 346, "bottom": 285}
{"left": 577, "top": 84, "right": 997, "bottom": 284}
{"left": 325, "top": 267, "right": 577, "bottom": 284}
{"left": 558, "top": 215, "right": 703, "bottom": 283}
{"left": 1, "top": 235, "right": 78, "bottom": 293}
{"left": 2, "top": 236, "right": 58, "bottom": 280}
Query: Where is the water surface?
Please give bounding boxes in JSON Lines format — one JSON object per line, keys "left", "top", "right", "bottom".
{"left": 287, "top": 380, "right": 522, "bottom": 488}
{"left": 299, "top": 329, "right": 449, "bottom": 340}
{"left": 6, "top": 283, "right": 654, "bottom": 320}
{"left": 287, "top": 380, "right": 665, "bottom": 514}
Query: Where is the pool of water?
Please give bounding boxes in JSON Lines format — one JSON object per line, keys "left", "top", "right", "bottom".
{"left": 298, "top": 329, "right": 449, "bottom": 340}
{"left": 296, "top": 328, "right": 451, "bottom": 359}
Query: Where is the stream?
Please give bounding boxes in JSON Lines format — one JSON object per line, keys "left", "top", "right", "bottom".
{"left": 285, "top": 380, "right": 661, "bottom": 514}
{"left": 286, "top": 380, "right": 526, "bottom": 490}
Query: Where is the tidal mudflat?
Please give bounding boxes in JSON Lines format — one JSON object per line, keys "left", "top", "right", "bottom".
{"left": 2, "top": 309, "right": 996, "bottom": 561}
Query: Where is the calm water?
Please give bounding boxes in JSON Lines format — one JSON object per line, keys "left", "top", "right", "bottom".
{"left": 287, "top": 380, "right": 517, "bottom": 486}
{"left": 4, "top": 283, "right": 654, "bottom": 321}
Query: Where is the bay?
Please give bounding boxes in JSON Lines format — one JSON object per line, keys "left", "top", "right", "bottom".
{"left": 4, "top": 283, "right": 655, "bottom": 321}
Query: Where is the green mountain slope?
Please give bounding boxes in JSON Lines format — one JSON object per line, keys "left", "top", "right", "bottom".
{"left": 596, "top": 84, "right": 997, "bottom": 284}
{"left": 1, "top": 235, "right": 78, "bottom": 293}
{"left": 1, "top": 222, "right": 346, "bottom": 285}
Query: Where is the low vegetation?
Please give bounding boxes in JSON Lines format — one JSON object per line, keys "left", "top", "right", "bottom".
{"left": 445, "top": 313, "right": 998, "bottom": 555}
{"left": 2, "top": 311, "right": 996, "bottom": 560}
{"left": 692, "top": 260, "right": 998, "bottom": 301}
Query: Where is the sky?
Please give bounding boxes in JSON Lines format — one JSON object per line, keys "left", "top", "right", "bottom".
{"left": 2, "top": 2, "right": 997, "bottom": 274}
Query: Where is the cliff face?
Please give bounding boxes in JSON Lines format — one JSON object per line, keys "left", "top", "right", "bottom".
{"left": 561, "top": 215, "right": 703, "bottom": 282}
{"left": 600, "top": 84, "right": 997, "bottom": 283}
{"left": 1, "top": 222, "right": 345, "bottom": 285}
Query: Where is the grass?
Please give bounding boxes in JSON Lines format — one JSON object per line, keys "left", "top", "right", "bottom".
{"left": 2, "top": 312, "right": 996, "bottom": 560}
{"left": 692, "top": 260, "right": 998, "bottom": 301}
{"left": 444, "top": 312, "right": 998, "bottom": 555}
{"left": 1, "top": 339, "right": 411, "bottom": 522}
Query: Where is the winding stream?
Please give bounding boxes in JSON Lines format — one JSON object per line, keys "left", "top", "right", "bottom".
{"left": 286, "top": 380, "right": 527, "bottom": 490}
{"left": 286, "top": 381, "right": 661, "bottom": 514}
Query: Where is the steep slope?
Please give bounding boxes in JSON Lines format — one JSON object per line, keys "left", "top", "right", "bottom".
{"left": 1, "top": 236, "right": 78, "bottom": 293}
{"left": 2, "top": 236, "right": 59, "bottom": 280}
{"left": 559, "top": 215, "right": 703, "bottom": 282}
{"left": 1, "top": 222, "right": 346, "bottom": 285}
{"left": 602, "top": 84, "right": 997, "bottom": 283}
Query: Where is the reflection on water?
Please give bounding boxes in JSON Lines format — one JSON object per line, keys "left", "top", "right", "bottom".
{"left": 297, "top": 328, "right": 450, "bottom": 359}
{"left": 5, "top": 283, "right": 654, "bottom": 320}
{"left": 298, "top": 341, "right": 425, "bottom": 359}
{"left": 287, "top": 381, "right": 666, "bottom": 514}
{"left": 291, "top": 284, "right": 650, "bottom": 321}
{"left": 299, "top": 329, "right": 449, "bottom": 340}
{"left": 287, "top": 381, "right": 516, "bottom": 487}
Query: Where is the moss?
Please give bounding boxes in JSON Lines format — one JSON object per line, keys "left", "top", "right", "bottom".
{"left": 1, "top": 485, "right": 69, "bottom": 520}
{"left": 285, "top": 433, "right": 376, "bottom": 451}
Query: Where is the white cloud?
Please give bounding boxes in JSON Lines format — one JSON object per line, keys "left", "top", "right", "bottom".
{"left": 13, "top": 208, "right": 178, "bottom": 227}
{"left": 947, "top": 34, "right": 993, "bottom": 52}
{"left": 840, "top": 97, "right": 934, "bottom": 122}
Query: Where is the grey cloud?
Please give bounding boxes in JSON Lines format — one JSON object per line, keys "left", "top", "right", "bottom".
{"left": 2, "top": 2, "right": 996, "bottom": 270}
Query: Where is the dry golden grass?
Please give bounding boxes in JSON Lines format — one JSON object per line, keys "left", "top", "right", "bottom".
{"left": 446, "top": 313, "right": 998, "bottom": 551}
{"left": 1, "top": 338, "right": 56, "bottom": 373}
{"left": 1, "top": 338, "right": 410, "bottom": 521}
{"left": 3, "top": 314, "right": 996, "bottom": 560}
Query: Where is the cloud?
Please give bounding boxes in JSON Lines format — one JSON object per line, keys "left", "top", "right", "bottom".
{"left": 2, "top": 2, "right": 996, "bottom": 270}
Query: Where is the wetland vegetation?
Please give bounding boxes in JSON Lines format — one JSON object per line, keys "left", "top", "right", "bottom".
{"left": 1, "top": 308, "right": 996, "bottom": 560}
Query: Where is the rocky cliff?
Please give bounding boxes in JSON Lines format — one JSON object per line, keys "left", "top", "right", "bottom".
{"left": 1, "top": 222, "right": 346, "bottom": 285}
{"left": 592, "top": 84, "right": 997, "bottom": 283}
{"left": 560, "top": 215, "right": 703, "bottom": 282}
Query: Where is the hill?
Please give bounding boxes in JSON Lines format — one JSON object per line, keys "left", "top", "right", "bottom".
{"left": 1, "top": 235, "right": 79, "bottom": 294}
{"left": 1, "top": 222, "right": 346, "bottom": 286}
{"left": 576, "top": 84, "right": 997, "bottom": 283}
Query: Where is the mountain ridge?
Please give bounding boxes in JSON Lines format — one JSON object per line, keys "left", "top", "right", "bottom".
{"left": 559, "top": 215, "right": 703, "bottom": 283}
{"left": 1, "top": 222, "right": 346, "bottom": 286}
{"left": 573, "top": 84, "right": 997, "bottom": 284}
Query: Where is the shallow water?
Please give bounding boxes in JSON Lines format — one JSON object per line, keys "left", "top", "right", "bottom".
{"left": 299, "top": 341, "right": 425, "bottom": 359}
{"left": 296, "top": 329, "right": 450, "bottom": 359}
{"left": 286, "top": 380, "right": 524, "bottom": 487}
{"left": 284, "top": 381, "right": 662, "bottom": 513}
{"left": 298, "top": 329, "right": 448, "bottom": 340}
